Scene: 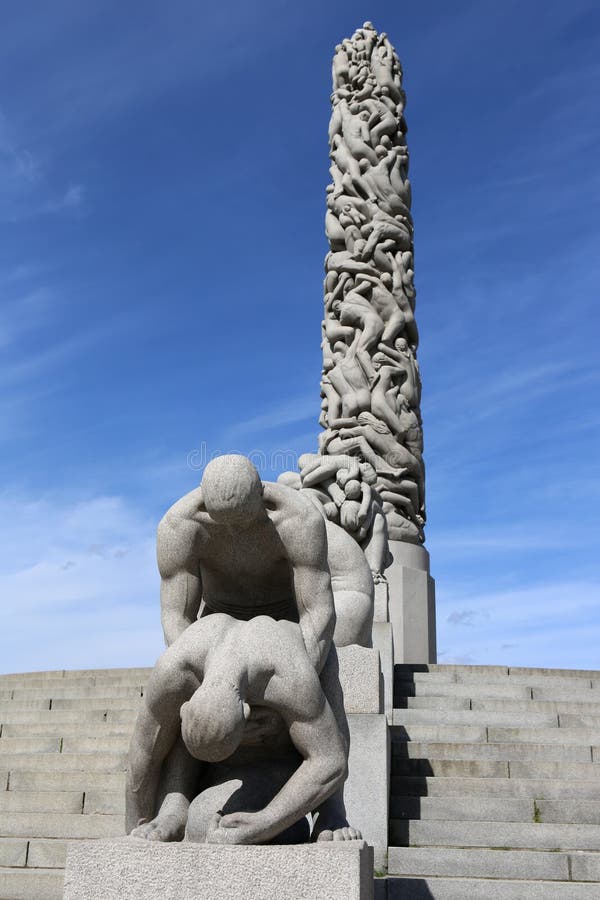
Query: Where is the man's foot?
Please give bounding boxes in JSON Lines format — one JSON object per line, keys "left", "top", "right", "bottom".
{"left": 130, "top": 813, "right": 185, "bottom": 842}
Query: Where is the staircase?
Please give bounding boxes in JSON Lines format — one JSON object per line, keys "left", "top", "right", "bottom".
{"left": 1, "top": 665, "right": 600, "bottom": 899}
{"left": 382, "top": 663, "right": 600, "bottom": 898}
{"left": 0, "top": 667, "right": 141, "bottom": 899}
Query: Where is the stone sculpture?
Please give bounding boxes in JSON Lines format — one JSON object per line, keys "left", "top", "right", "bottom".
{"left": 127, "top": 613, "right": 357, "bottom": 845}
{"left": 318, "top": 21, "right": 425, "bottom": 547}
{"left": 126, "top": 455, "right": 367, "bottom": 845}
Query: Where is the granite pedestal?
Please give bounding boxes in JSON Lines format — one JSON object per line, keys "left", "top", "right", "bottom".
{"left": 63, "top": 839, "right": 374, "bottom": 900}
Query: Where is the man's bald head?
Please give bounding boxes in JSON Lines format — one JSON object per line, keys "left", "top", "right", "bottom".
{"left": 201, "top": 455, "right": 264, "bottom": 526}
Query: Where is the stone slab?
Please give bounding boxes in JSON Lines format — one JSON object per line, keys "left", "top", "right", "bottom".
{"left": 345, "top": 715, "right": 389, "bottom": 871}
{"left": 7, "top": 770, "right": 125, "bottom": 793}
{"left": 0, "top": 812, "right": 124, "bottom": 840}
{"left": 387, "top": 845, "right": 568, "bottom": 880}
{"left": 392, "top": 708, "right": 559, "bottom": 727}
{"left": 63, "top": 839, "right": 374, "bottom": 900}
{"left": 372, "top": 622, "right": 394, "bottom": 720}
{"left": 386, "top": 543, "right": 436, "bottom": 665}
{"left": 391, "top": 740, "right": 593, "bottom": 762}
{"left": 0, "top": 866, "right": 63, "bottom": 900}
{"left": 26, "top": 838, "right": 68, "bottom": 869}
{"left": 382, "top": 877, "right": 600, "bottom": 899}
{"left": 391, "top": 775, "right": 600, "bottom": 799}
{"left": 335, "top": 646, "right": 382, "bottom": 714}
{"left": 0, "top": 838, "right": 27, "bottom": 867}
{"left": 0, "top": 790, "right": 84, "bottom": 814}
{"left": 395, "top": 819, "right": 600, "bottom": 850}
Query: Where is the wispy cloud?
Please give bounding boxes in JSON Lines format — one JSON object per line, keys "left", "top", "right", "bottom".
{"left": 0, "top": 491, "right": 161, "bottom": 673}
{"left": 223, "top": 396, "right": 317, "bottom": 439}
{"left": 436, "top": 579, "right": 600, "bottom": 669}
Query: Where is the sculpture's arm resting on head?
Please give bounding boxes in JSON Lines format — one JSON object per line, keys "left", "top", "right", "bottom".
{"left": 157, "top": 489, "right": 204, "bottom": 646}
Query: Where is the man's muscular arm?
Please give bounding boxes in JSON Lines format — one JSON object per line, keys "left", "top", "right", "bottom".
{"left": 269, "top": 485, "right": 336, "bottom": 673}
{"left": 207, "top": 660, "right": 347, "bottom": 845}
{"left": 157, "top": 488, "right": 204, "bottom": 646}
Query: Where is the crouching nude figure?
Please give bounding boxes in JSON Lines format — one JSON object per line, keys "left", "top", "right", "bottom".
{"left": 126, "top": 612, "right": 360, "bottom": 845}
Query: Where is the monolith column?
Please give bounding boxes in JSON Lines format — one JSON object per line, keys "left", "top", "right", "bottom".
{"left": 318, "top": 21, "right": 436, "bottom": 663}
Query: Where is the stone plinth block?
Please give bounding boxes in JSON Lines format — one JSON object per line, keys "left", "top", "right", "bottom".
{"left": 335, "top": 645, "right": 382, "bottom": 714}
{"left": 63, "top": 839, "right": 374, "bottom": 900}
{"left": 386, "top": 541, "right": 436, "bottom": 664}
{"left": 345, "top": 715, "right": 389, "bottom": 872}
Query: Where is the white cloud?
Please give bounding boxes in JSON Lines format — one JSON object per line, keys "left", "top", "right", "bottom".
{"left": 437, "top": 579, "right": 600, "bottom": 670}
{"left": 0, "top": 492, "right": 163, "bottom": 673}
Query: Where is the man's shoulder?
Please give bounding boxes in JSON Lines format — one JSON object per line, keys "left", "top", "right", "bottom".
{"left": 264, "top": 481, "right": 323, "bottom": 528}
{"left": 158, "top": 488, "right": 211, "bottom": 539}
{"left": 264, "top": 482, "right": 326, "bottom": 561}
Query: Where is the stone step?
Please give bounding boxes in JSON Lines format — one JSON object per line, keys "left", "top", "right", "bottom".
{"left": 393, "top": 708, "right": 559, "bottom": 728}
{"left": 390, "top": 819, "right": 600, "bottom": 851}
{"left": 0, "top": 791, "right": 84, "bottom": 814}
{"left": 391, "top": 756, "right": 600, "bottom": 780}
{"left": 390, "top": 795, "right": 600, "bottom": 824}
{"left": 0, "top": 708, "right": 136, "bottom": 726}
{"left": 60, "top": 736, "right": 130, "bottom": 754}
{"left": 0, "top": 838, "right": 27, "bottom": 867}
{"left": 0, "top": 738, "right": 62, "bottom": 754}
{"left": 0, "top": 866, "right": 63, "bottom": 900}
{"left": 387, "top": 845, "right": 574, "bottom": 880}
{"left": 393, "top": 664, "right": 600, "bottom": 678}
{"left": 0, "top": 667, "right": 150, "bottom": 682}
{"left": 396, "top": 681, "right": 600, "bottom": 702}
{"left": 0, "top": 675, "right": 148, "bottom": 691}
{"left": 390, "top": 725, "right": 488, "bottom": 743}
{"left": 391, "top": 796, "right": 534, "bottom": 823}
{"left": 0, "top": 752, "right": 127, "bottom": 773}
{"left": 7, "top": 770, "right": 125, "bottom": 793}
{"left": 0, "top": 696, "right": 142, "bottom": 713}
{"left": 50, "top": 697, "right": 142, "bottom": 711}
{"left": 509, "top": 760, "right": 600, "bottom": 780}
{"left": 471, "top": 698, "right": 600, "bottom": 716}
{"left": 395, "top": 682, "right": 534, "bottom": 700}
{"left": 379, "top": 876, "right": 600, "bottom": 899}
{"left": 561, "top": 713, "right": 600, "bottom": 728}
{"left": 399, "top": 696, "right": 472, "bottom": 710}
{"left": 26, "top": 839, "right": 69, "bottom": 869}
{"left": 397, "top": 671, "right": 597, "bottom": 689}
{"left": 83, "top": 791, "right": 123, "bottom": 815}
{"left": 487, "top": 727, "right": 600, "bottom": 745}
{"left": 396, "top": 694, "right": 600, "bottom": 718}
{"left": 391, "top": 775, "right": 600, "bottom": 800}
{"left": 0, "top": 812, "right": 124, "bottom": 840}
{"left": 0, "top": 790, "right": 123, "bottom": 818}
{"left": 1, "top": 723, "right": 132, "bottom": 739}
{"left": 2, "top": 686, "right": 143, "bottom": 701}
{"left": 390, "top": 739, "right": 594, "bottom": 763}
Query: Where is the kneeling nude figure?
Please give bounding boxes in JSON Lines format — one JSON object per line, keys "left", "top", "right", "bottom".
{"left": 126, "top": 612, "right": 361, "bottom": 845}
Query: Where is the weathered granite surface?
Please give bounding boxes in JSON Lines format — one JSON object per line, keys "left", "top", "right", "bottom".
{"left": 317, "top": 22, "right": 426, "bottom": 548}
{"left": 126, "top": 455, "right": 369, "bottom": 847}
{"left": 64, "top": 840, "right": 374, "bottom": 900}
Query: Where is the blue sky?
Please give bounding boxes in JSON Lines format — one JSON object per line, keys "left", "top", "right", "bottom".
{"left": 1, "top": 0, "right": 599, "bottom": 673}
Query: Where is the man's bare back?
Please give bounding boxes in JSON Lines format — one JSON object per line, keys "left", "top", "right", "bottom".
{"left": 127, "top": 613, "right": 357, "bottom": 845}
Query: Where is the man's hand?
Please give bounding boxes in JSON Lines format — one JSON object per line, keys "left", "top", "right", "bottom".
{"left": 205, "top": 811, "right": 272, "bottom": 845}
